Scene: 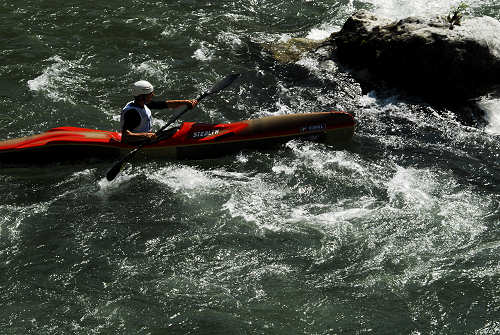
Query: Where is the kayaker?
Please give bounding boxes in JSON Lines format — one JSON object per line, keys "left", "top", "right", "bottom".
{"left": 120, "top": 80, "right": 198, "bottom": 143}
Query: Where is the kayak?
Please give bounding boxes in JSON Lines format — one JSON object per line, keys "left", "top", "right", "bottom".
{"left": 0, "top": 111, "right": 355, "bottom": 166}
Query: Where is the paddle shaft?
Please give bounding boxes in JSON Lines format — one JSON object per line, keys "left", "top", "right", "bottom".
{"left": 155, "top": 91, "right": 209, "bottom": 140}
{"left": 105, "top": 74, "right": 240, "bottom": 181}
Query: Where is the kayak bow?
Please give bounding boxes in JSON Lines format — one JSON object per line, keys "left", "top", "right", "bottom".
{"left": 0, "top": 111, "right": 355, "bottom": 166}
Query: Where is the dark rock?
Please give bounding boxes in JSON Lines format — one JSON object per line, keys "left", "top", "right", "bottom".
{"left": 332, "top": 10, "right": 500, "bottom": 102}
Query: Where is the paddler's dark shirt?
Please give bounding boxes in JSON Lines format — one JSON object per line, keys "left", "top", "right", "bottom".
{"left": 122, "top": 101, "right": 169, "bottom": 132}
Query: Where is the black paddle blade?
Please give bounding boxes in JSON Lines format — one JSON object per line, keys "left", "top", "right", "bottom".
{"left": 208, "top": 73, "right": 240, "bottom": 95}
{"left": 106, "top": 146, "right": 140, "bottom": 181}
{"left": 106, "top": 160, "right": 124, "bottom": 181}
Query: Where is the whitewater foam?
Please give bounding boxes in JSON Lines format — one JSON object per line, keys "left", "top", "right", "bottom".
{"left": 478, "top": 98, "right": 500, "bottom": 135}
{"left": 27, "top": 55, "right": 89, "bottom": 104}
{"left": 365, "top": 0, "right": 470, "bottom": 19}
{"left": 131, "top": 60, "right": 172, "bottom": 83}
{"left": 217, "top": 31, "right": 243, "bottom": 48}
{"left": 306, "top": 24, "right": 340, "bottom": 40}
{"left": 387, "top": 166, "right": 435, "bottom": 210}
{"left": 192, "top": 41, "right": 215, "bottom": 61}
{"left": 285, "top": 141, "right": 366, "bottom": 178}
{"left": 147, "top": 165, "right": 227, "bottom": 199}
{"left": 96, "top": 171, "right": 136, "bottom": 196}
{"left": 221, "top": 171, "right": 294, "bottom": 233}
{"left": 385, "top": 165, "right": 487, "bottom": 241}
{"left": 289, "top": 201, "right": 374, "bottom": 227}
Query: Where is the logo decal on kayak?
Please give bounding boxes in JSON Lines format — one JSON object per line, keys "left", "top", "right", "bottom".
{"left": 300, "top": 123, "right": 326, "bottom": 132}
{"left": 191, "top": 129, "right": 221, "bottom": 139}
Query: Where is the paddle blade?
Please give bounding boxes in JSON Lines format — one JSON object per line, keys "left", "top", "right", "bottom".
{"left": 106, "top": 146, "right": 142, "bottom": 181}
{"left": 207, "top": 73, "right": 240, "bottom": 95}
{"left": 106, "top": 160, "right": 124, "bottom": 181}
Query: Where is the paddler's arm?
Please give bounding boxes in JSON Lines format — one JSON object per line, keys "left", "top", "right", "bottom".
{"left": 147, "top": 99, "right": 198, "bottom": 110}
{"left": 122, "top": 130, "right": 156, "bottom": 144}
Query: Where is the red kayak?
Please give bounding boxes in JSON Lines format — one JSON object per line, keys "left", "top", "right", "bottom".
{"left": 0, "top": 111, "right": 355, "bottom": 166}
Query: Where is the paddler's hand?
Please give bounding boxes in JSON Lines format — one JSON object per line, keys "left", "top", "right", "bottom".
{"left": 145, "top": 133, "right": 157, "bottom": 141}
{"left": 165, "top": 99, "right": 198, "bottom": 109}
{"left": 122, "top": 130, "right": 157, "bottom": 144}
{"left": 187, "top": 99, "right": 198, "bottom": 110}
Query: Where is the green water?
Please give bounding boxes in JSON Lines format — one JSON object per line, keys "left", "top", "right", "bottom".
{"left": 1, "top": 0, "right": 500, "bottom": 334}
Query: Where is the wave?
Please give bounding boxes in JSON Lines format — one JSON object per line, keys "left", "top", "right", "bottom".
{"left": 27, "top": 55, "right": 90, "bottom": 104}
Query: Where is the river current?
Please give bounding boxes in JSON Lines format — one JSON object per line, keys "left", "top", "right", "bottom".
{"left": 1, "top": 0, "right": 499, "bottom": 334}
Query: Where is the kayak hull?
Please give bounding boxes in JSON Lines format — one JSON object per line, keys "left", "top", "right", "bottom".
{"left": 0, "top": 111, "right": 355, "bottom": 166}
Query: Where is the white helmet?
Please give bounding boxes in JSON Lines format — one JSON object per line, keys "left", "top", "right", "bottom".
{"left": 131, "top": 80, "right": 154, "bottom": 97}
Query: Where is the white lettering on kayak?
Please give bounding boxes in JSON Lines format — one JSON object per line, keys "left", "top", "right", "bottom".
{"left": 300, "top": 123, "right": 326, "bottom": 132}
{"left": 191, "top": 129, "right": 221, "bottom": 139}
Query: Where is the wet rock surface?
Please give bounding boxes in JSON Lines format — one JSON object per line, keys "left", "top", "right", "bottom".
{"left": 332, "top": 10, "right": 500, "bottom": 103}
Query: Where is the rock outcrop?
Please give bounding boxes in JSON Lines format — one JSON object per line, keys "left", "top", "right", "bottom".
{"left": 262, "top": 38, "right": 327, "bottom": 63}
{"left": 332, "top": 10, "right": 500, "bottom": 102}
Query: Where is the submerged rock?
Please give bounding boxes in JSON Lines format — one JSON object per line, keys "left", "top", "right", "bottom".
{"left": 332, "top": 10, "right": 500, "bottom": 102}
{"left": 262, "top": 38, "right": 326, "bottom": 63}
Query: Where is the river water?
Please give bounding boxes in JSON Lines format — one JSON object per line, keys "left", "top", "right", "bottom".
{"left": 1, "top": 0, "right": 499, "bottom": 334}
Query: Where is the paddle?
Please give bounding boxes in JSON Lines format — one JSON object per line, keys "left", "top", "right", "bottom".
{"left": 105, "top": 73, "right": 240, "bottom": 181}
